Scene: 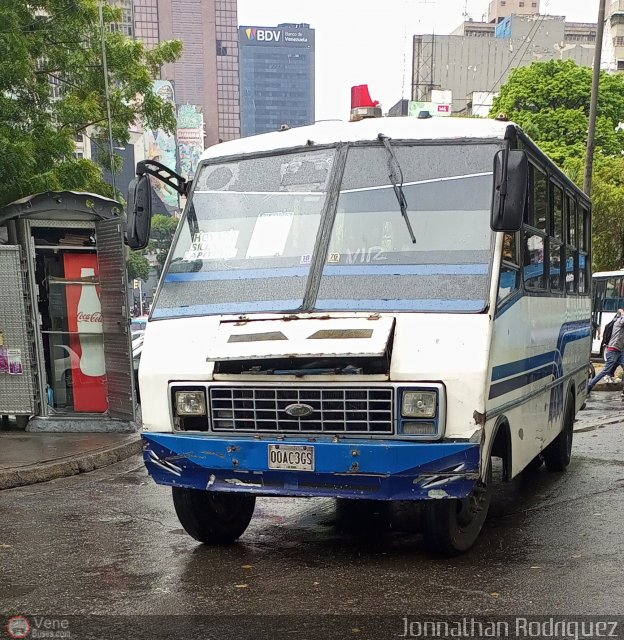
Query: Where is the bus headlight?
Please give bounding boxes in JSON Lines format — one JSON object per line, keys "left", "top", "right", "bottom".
{"left": 175, "top": 391, "right": 207, "bottom": 416}
{"left": 401, "top": 391, "right": 437, "bottom": 418}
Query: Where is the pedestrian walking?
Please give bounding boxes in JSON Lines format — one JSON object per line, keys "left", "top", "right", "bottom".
{"left": 588, "top": 309, "right": 624, "bottom": 393}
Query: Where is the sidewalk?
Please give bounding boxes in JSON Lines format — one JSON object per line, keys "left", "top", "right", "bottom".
{"left": 0, "top": 432, "right": 143, "bottom": 490}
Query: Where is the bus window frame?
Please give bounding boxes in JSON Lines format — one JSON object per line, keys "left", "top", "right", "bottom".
{"left": 578, "top": 204, "right": 590, "bottom": 294}
{"left": 497, "top": 231, "right": 521, "bottom": 305}
{"left": 511, "top": 139, "right": 591, "bottom": 303}
{"left": 522, "top": 162, "right": 549, "bottom": 293}
{"left": 564, "top": 195, "right": 577, "bottom": 294}
{"left": 549, "top": 180, "right": 565, "bottom": 295}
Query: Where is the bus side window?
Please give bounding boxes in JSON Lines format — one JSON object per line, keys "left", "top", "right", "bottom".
{"left": 523, "top": 231, "right": 547, "bottom": 290}
{"left": 565, "top": 196, "right": 577, "bottom": 294}
{"left": 532, "top": 167, "right": 548, "bottom": 233}
{"left": 578, "top": 205, "right": 590, "bottom": 294}
{"left": 498, "top": 232, "right": 520, "bottom": 303}
{"left": 549, "top": 184, "right": 564, "bottom": 293}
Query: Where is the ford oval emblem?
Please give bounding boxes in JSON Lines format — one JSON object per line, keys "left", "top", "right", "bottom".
{"left": 284, "top": 403, "right": 314, "bottom": 418}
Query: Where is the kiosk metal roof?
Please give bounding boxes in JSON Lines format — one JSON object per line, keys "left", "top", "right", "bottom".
{"left": 0, "top": 191, "right": 122, "bottom": 226}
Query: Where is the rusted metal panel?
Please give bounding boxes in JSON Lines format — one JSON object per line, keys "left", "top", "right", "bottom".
{"left": 210, "top": 316, "right": 395, "bottom": 361}
{"left": 96, "top": 219, "right": 135, "bottom": 421}
{"left": 0, "top": 246, "right": 37, "bottom": 414}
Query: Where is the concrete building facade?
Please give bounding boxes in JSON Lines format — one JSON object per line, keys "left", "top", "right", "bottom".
{"left": 487, "top": 0, "right": 540, "bottom": 23}
{"left": 412, "top": 13, "right": 596, "bottom": 114}
{"left": 112, "top": 0, "right": 240, "bottom": 146}
{"left": 606, "top": 0, "right": 624, "bottom": 72}
{"left": 156, "top": 0, "right": 240, "bottom": 144}
{"left": 111, "top": 0, "right": 134, "bottom": 36}
{"left": 239, "top": 23, "right": 315, "bottom": 137}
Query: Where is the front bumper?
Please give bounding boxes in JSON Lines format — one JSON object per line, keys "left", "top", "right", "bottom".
{"left": 143, "top": 433, "right": 481, "bottom": 501}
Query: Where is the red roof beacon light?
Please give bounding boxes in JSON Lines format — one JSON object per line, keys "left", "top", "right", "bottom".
{"left": 350, "top": 84, "right": 382, "bottom": 121}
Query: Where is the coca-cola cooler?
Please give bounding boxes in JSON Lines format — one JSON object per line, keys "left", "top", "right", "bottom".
{"left": 63, "top": 254, "right": 108, "bottom": 413}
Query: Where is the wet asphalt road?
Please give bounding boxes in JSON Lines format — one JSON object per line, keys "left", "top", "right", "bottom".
{"left": 1, "top": 395, "right": 623, "bottom": 635}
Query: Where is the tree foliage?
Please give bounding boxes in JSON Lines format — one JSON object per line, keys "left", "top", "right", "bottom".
{"left": 148, "top": 214, "right": 178, "bottom": 275}
{"left": 126, "top": 249, "right": 150, "bottom": 282}
{"left": 591, "top": 161, "right": 624, "bottom": 271}
{"left": 0, "top": 0, "right": 182, "bottom": 207}
{"left": 492, "top": 60, "right": 624, "bottom": 270}
{"left": 492, "top": 60, "right": 624, "bottom": 165}
{"left": 565, "top": 157, "right": 624, "bottom": 272}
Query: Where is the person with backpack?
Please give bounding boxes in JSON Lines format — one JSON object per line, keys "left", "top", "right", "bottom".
{"left": 588, "top": 309, "right": 624, "bottom": 393}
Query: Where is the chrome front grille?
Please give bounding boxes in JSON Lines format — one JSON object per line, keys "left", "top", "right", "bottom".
{"left": 209, "top": 387, "right": 394, "bottom": 434}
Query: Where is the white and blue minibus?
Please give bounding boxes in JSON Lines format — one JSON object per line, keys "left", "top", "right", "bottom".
{"left": 127, "top": 114, "right": 591, "bottom": 555}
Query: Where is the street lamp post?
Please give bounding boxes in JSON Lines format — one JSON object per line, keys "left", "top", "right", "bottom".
{"left": 98, "top": 0, "right": 116, "bottom": 197}
{"left": 584, "top": 0, "right": 608, "bottom": 197}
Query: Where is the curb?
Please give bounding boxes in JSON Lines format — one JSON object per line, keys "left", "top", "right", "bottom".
{"left": 592, "top": 382, "right": 623, "bottom": 392}
{"left": 0, "top": 437, "right": 143, "bottom": 491}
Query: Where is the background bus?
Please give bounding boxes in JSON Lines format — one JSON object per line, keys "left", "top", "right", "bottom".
{"left": 591, "top": 270, "right": 624, "bottom": 356}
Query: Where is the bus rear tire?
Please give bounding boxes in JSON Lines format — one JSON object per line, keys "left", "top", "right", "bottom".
{"left": 172, "top": 487, "right": 255, "bottom": 544}
{"left": 422, "top": 457, "right": 493, "bottom": 556}
{"left": 543, "top": 394, "right": 574, "bottom": 472}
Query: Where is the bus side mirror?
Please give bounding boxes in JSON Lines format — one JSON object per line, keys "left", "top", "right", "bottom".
{"left": 126, "top": 174, "right": 152, "bottom": 250}
{"left": 491, "top": 149, "right": 528, "bottom": 232}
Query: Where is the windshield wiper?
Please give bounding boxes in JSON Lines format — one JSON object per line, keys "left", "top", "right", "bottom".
{"left": 378, "top": 134, "right": 416, "bottom": 244}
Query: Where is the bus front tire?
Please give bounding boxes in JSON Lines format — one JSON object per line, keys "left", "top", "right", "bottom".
{"left": 422, "top": 457, "right": 493, "bottom": 557}
{"left": 543, "top": 394, "right": 574, "bottom": 472}
{"left": 172, "top": 487, "right": 255, "bottom": 545}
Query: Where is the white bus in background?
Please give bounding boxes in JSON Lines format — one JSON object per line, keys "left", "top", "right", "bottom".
{"left": 591, "top": 270, "right": 624, "bottom": 356}
{"left": 126, "top": 109, "right": 592, "bottom": 556}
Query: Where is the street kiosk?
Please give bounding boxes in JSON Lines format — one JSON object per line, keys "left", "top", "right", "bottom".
{"left": 0, "top": 192, "right": 136, "bottom": 431}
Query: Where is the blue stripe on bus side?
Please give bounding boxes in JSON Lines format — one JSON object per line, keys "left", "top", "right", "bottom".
{"left": 489, "top": 364, "right": 556, "bottom": 399}
{"left": 491, "top": 351, "right": 556, "bottom": 381}
{"left": 489, "top": 320, "right": 591, "bottom": 400}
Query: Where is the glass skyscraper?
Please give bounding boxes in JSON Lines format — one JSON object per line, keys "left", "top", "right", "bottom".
{"left": 239, "top": 23, "right": 315, "bottom": 137}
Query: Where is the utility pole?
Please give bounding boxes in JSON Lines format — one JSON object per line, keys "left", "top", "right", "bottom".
{"left": 584, "top": 0, "right": 607, "bottom": 196}
{"left": 98, "top": 0, "right": 116, "bottom": 197}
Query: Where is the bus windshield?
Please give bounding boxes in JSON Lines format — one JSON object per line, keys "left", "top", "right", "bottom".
{"left": 317, "top": 144, "right": 496, "bottom": 312}
{"left": 153, "top": 142, "right": 499, "bottom": 318}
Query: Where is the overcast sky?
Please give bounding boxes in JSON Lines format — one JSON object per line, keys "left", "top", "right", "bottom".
{"left": 238, "top": 0, "right": 600, "bottom": 120}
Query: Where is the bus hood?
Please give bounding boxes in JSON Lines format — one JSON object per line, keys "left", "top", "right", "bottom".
{"left": 209, "top": 316, "right": 394, "bottom": 360}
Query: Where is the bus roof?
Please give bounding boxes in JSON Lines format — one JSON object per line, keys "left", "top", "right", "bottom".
{"left": 200, "top": 116, "right": 514, "bottom": 161}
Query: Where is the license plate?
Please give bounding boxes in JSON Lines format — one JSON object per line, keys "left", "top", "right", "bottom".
{"left": 268, "top": 444, "right": 315, "bottom": 471}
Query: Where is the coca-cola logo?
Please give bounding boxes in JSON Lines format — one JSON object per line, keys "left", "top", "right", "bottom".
{"left": 77, "top": 312, "right": 102, "bottom": 323}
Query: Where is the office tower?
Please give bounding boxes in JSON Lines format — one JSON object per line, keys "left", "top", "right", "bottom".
{"left": 239, "top": 23, "right": 315, "bottom": 137}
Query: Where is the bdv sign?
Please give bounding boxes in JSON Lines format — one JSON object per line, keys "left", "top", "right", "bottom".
{"left": 256, "top": 29, "right": 282, "bottom": 42}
